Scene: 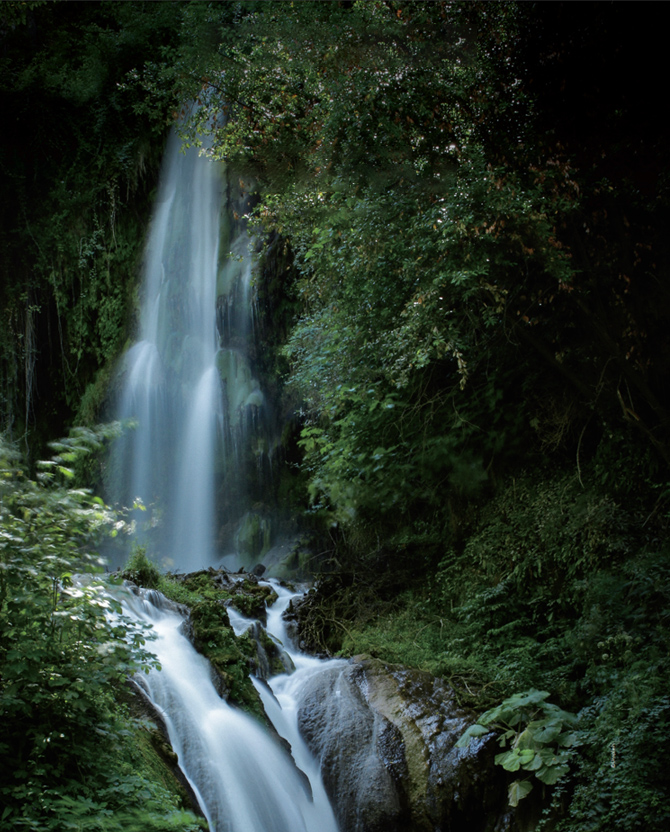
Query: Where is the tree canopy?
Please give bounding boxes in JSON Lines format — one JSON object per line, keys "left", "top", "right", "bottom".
{"left": 173, "top": 0, "right": 670, "bottom": 532}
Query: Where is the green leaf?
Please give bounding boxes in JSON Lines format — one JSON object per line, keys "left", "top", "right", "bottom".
{"left": 525, "top": 753, "right": 544, "bottom": 771}
{"left": 556, "top": 731, "right": 581, "bottom": 748}
{"left": 495, "top": 750, "right": 518, "bottom": 770}
{"left": 478, "top": 703, "right": 506, "bottom": 726}
{"left": 495, "top": 750, "right": 519, "bottom": 771}
{"left": 538, "top": 747, "right": 559, "bottom": 765}
{"left": 508, "top": 779, "right": 533, "bottom": 807}
{"left": 455, "top": 722, "right": 489, "bottom": 747}
{"left": 518, "top": 749, "right": 535, "bottom": 765}
{"left": 536, "top": 763, "right": 569, "bottom": 785}
{"left": 532, "top": 723, "right": 562, "bottom": 743}
{"left": 497, "top": 747, "right": 536, "bottom": 772}
{"left": 516, "top": 728, "right": 538, "bottom": 750}
{"left": 505, "top": 689, "right": 550, "bottom": 709}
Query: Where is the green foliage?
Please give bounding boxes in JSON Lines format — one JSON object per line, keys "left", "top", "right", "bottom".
{"left": 171, "top": 3, "right": 565, "bottom": 514}
{"left": 122, "top": 543, "right": 161, "bottom": 589}
{"left": 2, "top": 4, "right": 668, "bottom": 828}
{"left": 164, "top": 0, "right": 670, "bottom": 559}
{"left": 457, "top": 689, "right": 580, "bottom": 805}
{"left": 162, "top": 5, "right": 670, "bottom": 827}
{"left": 334, "top": 590, "right": 487, "bottom": 684}
{"left": 300, "top": 461, "right": 670, "bottom": 828}
{"left": 557, "top": 688, "right": 670, "bottom": 832}
{"left": 0, "top": 1, "right": 185, "bottom": 450}
{"left": 437, "top": 472, "right": 631, "bottom": 623}
{"left": 548, "top": 549, "right": 670, "bottom": 832}
{"left": 0, "top": 431, "right": 199, "bottom": 830}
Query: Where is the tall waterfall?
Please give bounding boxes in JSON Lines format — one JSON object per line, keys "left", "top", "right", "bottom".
{"left": 109, "top": 131, "right": 342, "bottom": 831}
{"left": 111, "top": 132, "right": 268, "bottom": 572}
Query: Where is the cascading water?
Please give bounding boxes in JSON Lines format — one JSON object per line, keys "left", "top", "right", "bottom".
{"left": 228, "top": 583, "right": 348, "bottom": 822}
{"left": 121, "top": 582, "right": 341, "bottom": 832}
{"left": 107, "top": 127, "right": 340, "bottom": 830}
{"left": 252, "top": 584, "right": 347, "bottom": 818}
{"left": 110, "top": 131, "right": 269, "bottom": 572}
{"left": 107, "top": 124, "right": 339, "bottom": 831}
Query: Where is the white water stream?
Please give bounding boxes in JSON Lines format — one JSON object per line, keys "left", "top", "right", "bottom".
{"left": 122, "top": 581, "right": 342, "bottom": 832}
{"left": 109, "top": 124, "right": 340, "bottom": 831}
{"left": 111, "top": 129, "right": 268, "bottom": 573}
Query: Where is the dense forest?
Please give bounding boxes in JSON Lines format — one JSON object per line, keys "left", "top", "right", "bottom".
{"left": 1, "top": 2, "right": 669, "bottom": 830}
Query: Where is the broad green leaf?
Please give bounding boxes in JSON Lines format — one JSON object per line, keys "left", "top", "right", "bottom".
{"left": 536, "top": 763, "right": 569, "bottom": 785}
{"left": 516, "top": 728, "right": 538, "bottom": 750}
{"left": 478, "top": 704, "right": 506, "bottom": 726}
{"left": 455, "top": 722, "right": 489, "bottom": 747}
{"left": 495, "top": 750, "right": 521, "bottom": 771}
{"left": 517, "top": 749, "right": 536, "bottom": 766}
{"left": 525, "top": 753, "right": 544, "bottom": 771}
{"left": 539, "top": 747, "right": 559, "bottom": 765}
{"left": 532, "top": 723, "right": 562, "bottom": 743}
{"left": 497, "top": 748, "right": 535, "bottom": 772}
{"left": 505, "top": 689, "right": 550, "bottom": 709}
{"left": 508, "top": 779, "right": 533, "bottom": 807}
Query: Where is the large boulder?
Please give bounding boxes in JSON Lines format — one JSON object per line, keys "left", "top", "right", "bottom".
{"left": 297, "top": 656, "right": 511, "bottom": 832}
{"left": 298, "top": 660, "right": 409, "bottom": 832}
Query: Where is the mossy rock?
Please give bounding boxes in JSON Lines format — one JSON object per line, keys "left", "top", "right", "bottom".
{"left": 139, "top": 568, "right": 280, "bottom": 719}
{"left": 236, "top": 511, "right": 273, "bottom": 565}
{"left": 188, "top": 598, "right": 265, "bottom": 718}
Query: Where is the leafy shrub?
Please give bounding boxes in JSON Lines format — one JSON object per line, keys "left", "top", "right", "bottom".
{"left": 0, "top": 432, "right": 200, "bottom": 830}
{"left": 312, "top": 462, "right": 670, "bottom": 829}
{"left": 458, "top": 688, "right": 580, "bottom": 806}
{"left": 122, "top": 543, "right": 161, "bottom": 589}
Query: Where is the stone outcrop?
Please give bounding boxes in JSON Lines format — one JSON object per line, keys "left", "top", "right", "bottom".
{"left": 298, "top": 659, "right": 408, "bottom": 832}
{"left": 297, "top": 655, "right": 511, "bottom": 832}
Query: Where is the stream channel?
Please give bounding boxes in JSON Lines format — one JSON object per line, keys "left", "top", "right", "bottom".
{"left": 121, "top": 579, "right": 344, "bottom": 832}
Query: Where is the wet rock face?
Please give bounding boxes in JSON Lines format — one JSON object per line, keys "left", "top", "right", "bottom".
{"left": 298, "top": 663, "right": 410, "bottom": 832}
{"left": 297, "top": 656, "right": 506, "bottom": 832}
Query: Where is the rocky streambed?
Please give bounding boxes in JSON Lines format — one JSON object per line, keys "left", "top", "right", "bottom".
{"left": 124, "top": 567, "right": 543, "bottom": 831}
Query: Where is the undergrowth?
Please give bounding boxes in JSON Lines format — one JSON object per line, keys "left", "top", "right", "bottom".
{"left": 299, "top": 465, "right": 670, "bottom": 830}
{"left": 0, "top": 433, "right": 203, "bottom": 831}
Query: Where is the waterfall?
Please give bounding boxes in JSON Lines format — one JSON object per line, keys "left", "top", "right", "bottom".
{"left": 121, "top": 582, "right": 342, "bottom": 832}
{"left": 110, "top": 131, "right": 269, "bottom": 572}
{"left": 104, "top": 127, "right": 344, "bottom": 831}
{"left": 253, "top": 583, "right": 347, "bottom": 818}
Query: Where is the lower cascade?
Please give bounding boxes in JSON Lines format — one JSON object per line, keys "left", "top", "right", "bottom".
{"left": 120, "top": 579, "right": 342, "bottom": 832}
